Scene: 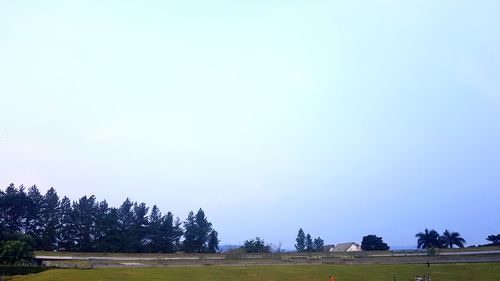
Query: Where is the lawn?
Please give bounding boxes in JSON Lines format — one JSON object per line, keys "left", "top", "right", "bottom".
{"left": 9, "top": 263, "right": 500, "bottom": 281}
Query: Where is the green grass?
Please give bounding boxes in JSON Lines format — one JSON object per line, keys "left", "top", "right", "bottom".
{"left": 9, "top": 263, "right": 500, "bottom": 281}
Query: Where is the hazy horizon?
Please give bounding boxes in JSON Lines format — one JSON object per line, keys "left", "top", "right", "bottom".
{"left": 1, "top": 1, "right": 499, "bottom": 249}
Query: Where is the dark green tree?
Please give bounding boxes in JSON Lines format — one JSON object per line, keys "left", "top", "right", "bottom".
{"left": 57, "top": 196, "right": 76, "bottom": 251}
{"left": 313, "top": 237, "right": 324, "bottom": 252}
{"left": 487, "top": 234, "right": 500, "bottom": 245}
{"left": 415, "top": 228, "right": 440, "bottom": 249}
{"left": 40, "top": 187, "right": 59, "bottom": 250}
{"left": 161, "top": 212, "right": 183, "bottom": 253}
{"left": 242, "top": 237, "right": 270, "bottom": 253}
{"left": 295, "top": 228, "right": 306, "bottom": 252}
{"left": 183, "top": 209, "right": 213, "bottom": 253}
{"left": 305, "top": 233, "right": 314, "bottom": 252}
{"left": 26, "top": 185, "right": 44, "bottom": 248}
{"left": 361, "top": 234, "right": 389, "bottom": 251}
{"left": 132, "top": 202, "right": 149, "bottom": 252}
{"left": 117, "top": 198, "right": 135, "bottom": 252}
{"left": 94, "top": 201, "right": 121, "bottom": 252}
{"left": 72, "top": 195, "right": 98, "bottom": 251}
{"left": 207, "top": 230, "right": 220, "bottom": 253}
{"left": 440, "top": 230, "right": 465, "bottom": 248}
{"left": 0, "top": 234, "right": 34, "bottom": 265}
{"left": 0, "top": 184, "right": 32, "bottom": 233}
{"left": 147, "top": 205, "right": 163, "bottom": 252}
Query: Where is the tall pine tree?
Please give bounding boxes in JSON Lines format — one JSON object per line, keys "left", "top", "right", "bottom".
{"left": 295, "top": 228, "right": 306, "bottom": 252}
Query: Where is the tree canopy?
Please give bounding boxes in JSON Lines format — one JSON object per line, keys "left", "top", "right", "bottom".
{"left": 361, "top": 234, "right": 389, "bottom": 251}
{"left": 0, "top": 183, "right": 216, "bottom": 254}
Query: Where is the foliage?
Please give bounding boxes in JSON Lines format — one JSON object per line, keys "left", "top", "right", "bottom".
{"left": 183, "top": 209, "right": 213, "bottom": 253}
{"left": 361, "top": 235, "right": 389, "bottom": 251}
{"left": 426, "top": 247, "right": 438, "bottom": 256}
{"left": 207, "top": 230, "right": 220, "bottom": 253}
{"left": 415, "top": 229, "right": 440, "bottom": 249}
{"left": 242, "top": 237, "right": 271, "bottom": 253}
{"left": 305, "top": 233, "right": 314, "bottom": 252}
{"left": 313, "top": 237, "right": 324, "bottom": 252}
{"left": 295, "top": 228, "right": 306, "bottom": 252}
{"left": 0, "top": 265, "right": 47, "bottom": 276}
{"left": 486, "top": 234, "right": 500, "bottom": 245}
{"left": 0, "top": 183, "right": 218, "bottom": 254}
{"left": 440, "top": 230, "right": 466, "bottom": 248}
{"left": 0, "top": 235, "right": 34, "bottom": 265}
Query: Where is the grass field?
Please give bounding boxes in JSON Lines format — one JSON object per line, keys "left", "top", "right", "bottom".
{"left": 9, "top": 263, "right": 500, "bottom": 281}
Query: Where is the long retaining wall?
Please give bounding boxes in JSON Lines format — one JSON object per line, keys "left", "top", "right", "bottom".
{"left": 36, "top": 249, "right": 500, "bottom": 268}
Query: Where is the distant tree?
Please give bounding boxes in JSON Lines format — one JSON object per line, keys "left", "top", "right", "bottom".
{"left": 295, "top": 228, "right": 306, "bottom": 252}
{"left": 440, "top": 230, "right": 466, "bottom": 248}
{"left": 486, "top": 234, "right": 500, "bottom": 246}
{"left": 117, "top": 198, "right": 135, "bottom": 252}
{"left": 305, "top": 233, "right": 314, "bottom": 252}
{"left": 57, "top": 196, "right": 76, "bottom": 251}
{"left": 313, "top": 237, "right": 324, "bottom": 252}
{"left": 26, "top": 185, "right": 44, "bottom": 248}
{"left": 40, "top": 187, "right": 60, "bottom": 251}
{"left": 131, "top": 202, "right": 149, "bottom": 252}
{"left": 161, "top": 211, "right": 183, "bottom": 253}
{"left": 361, "top": 234, "right": 389, "bottom": 251}
{"left": 0, "top": 184, "right": 32, "bottom": 233}
{"left": 72, "top": 195, "right": 98, "bottom": 251}
{"left": 207, "top": 230, "right": 220, "bottom": 253}
{"left": 183, "top": 209, "right": 213, "bottom": 253}
{"left": 94, "top": 201, "right": 121, "bottom": 252}
{"left": 415, "top": 228, "right": 440, "bottom": 249}
{"left": 243, "top": 237, "right": 271, "bottom": 253}
{"left": 147, "top": 205, "right": 163, "bottom": 252}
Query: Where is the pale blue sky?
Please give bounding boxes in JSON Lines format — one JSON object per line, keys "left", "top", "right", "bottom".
{"left": 1, "top": 0, "right": 499, "bottom": 249}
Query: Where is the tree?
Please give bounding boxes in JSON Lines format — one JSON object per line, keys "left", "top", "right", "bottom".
{"left": 183, "top": 209, "right": 213, "bottom": 253}
{"left": 147, "top": 205, "right": 163, "bottom": 253}
{"left": 440, "top": 230, "right": 465, "bottom": 248}
{"left": 242, "top": 237, "right": 271, "bottom": 253}
{"left": 486, "top": 234, "right": 500, "bottom": 246}
{"left": 361, "top": 234, "right": 389, "bottom": 251}
{"left": 40, "top": 187, "right": 59, "bottom": 251}
{"left": 0, "top": 235, "right": 34, "bottom": 265}
{"left": 26, "top": 185, "right": 44, "bottom": 248}
{"left": 117, "top": 198, "right": 135, "bottom": 252}
{"left": 0, "top": 184, "right": 32, "bottom": 234}
{"left": 160, "top": 211, "right": 183, "bottom": 253}
{"left": 131, "top": 202, "right": 149, "bottom": 252}
{"left": 207, "top": 230, "right": 220, "bottom": 253}
{"left": 57, "top": 196, "right": 76, "bottom": 251}
{"left": 415, "top": 228, "right": 440, "bottom": 249}
{"left": 313, "top": 237, "right": 324, "bottom": 252}
{"left": 305, "top": 233, "right": 314, "bottom": 252}
{"left": 295, "top": 228, "right": 306, "bottom": 252}
{"left": 72, "top": 195, "right": 98, "bottom": 251}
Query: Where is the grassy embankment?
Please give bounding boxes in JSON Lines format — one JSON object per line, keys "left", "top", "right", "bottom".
{"left": 10, "top": 263, "right": 500, "bottom": 281}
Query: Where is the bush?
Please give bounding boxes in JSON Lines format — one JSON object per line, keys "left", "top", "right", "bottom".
{"left": 0, "top": 239, "right": 34, "bottom": 265}
{"left": 0, "top": 265, "right": 47, "bottom": 276}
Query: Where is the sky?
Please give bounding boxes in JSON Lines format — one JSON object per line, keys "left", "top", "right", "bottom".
{"left": 1, "top": 0, "right": 499, "bottom": 249}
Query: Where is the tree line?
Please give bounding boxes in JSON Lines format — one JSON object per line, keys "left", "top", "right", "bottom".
{"left": 415, "top": 228, "right": 466, "bottom": 249}
{"left": 0, "top": 184, "right": 219, "bottom": 254}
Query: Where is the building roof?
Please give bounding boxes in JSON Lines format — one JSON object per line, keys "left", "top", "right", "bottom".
{"left": 331, "top": 242, "right": 358, "bottom": 252}
{"left": 322, "top": 244, "right": 335, "bottom": 251}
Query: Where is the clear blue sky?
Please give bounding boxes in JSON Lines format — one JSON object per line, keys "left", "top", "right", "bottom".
{"left": 1, "top": 0, "right": 499, "bottom": 249}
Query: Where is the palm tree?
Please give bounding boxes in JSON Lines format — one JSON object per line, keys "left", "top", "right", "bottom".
{"left": 415, "top": 228, "right": 440, "bottom": 249}
{"left": 440, "top": 230, "right": 466, "bottom": 248}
